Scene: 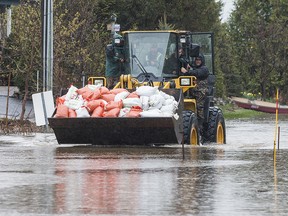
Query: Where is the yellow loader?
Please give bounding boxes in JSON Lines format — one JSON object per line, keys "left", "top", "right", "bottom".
{"left": 48, "top": 31, "right": 226, "bottom": 145}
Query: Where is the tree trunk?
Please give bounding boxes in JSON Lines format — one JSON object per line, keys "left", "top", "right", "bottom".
{"left": 20, "top": 73, "right": 29, "bottom": 122}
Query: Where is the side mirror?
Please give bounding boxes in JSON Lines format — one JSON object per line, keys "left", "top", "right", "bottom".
{"left": 189, "top": 44, "right": 200, "bottom": 57}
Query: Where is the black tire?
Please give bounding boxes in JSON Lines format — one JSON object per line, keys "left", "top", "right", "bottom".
{"left": 182, "top": 110, "right": 199, "bottom": 145}
{"left": 203, "top": 107, "right": 226, "bottom": 144}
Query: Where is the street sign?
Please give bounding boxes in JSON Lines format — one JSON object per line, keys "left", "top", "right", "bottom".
{"left": 32, "top": 91, "right": 55, "bottom": 126}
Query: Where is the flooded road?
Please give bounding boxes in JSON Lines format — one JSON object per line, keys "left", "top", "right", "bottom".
{"left": 1, "top": 118, "right": 288, "bottom": 215}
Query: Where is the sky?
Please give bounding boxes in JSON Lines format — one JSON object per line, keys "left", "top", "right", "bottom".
{"left": 220, "top": 0, "right": 235, "bottom": 22}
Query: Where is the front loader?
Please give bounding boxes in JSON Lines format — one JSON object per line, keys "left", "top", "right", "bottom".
{"left": 48, "top": 31, "right": 226, "bottom": 145}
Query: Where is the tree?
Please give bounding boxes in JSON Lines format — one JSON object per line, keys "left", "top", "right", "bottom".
{"left": 4, "top": 1, "right": 41, "bottom": 121}
{"left": 228, "top": 0, "right": 288, "bottom": 101}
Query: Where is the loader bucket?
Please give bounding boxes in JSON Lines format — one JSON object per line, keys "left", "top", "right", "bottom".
{"left": 48, "top": 89, "right": 184, "bottom": 145}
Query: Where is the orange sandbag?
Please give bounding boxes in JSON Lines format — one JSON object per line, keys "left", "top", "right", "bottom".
{"left": 125, "top": 106, "right": 142, "bottom": 117}
{"left": 56, "top": 95, "right": 66, "bottom": 106}
{"left": 110, "top": 88, "right": 128, "bottom": 95}
{"left": 90, "top": 88, "right": 101, "bottom": 100}
{"left": 54, "top": 104, "right": 69, "bottom": 118}
{"left": 100, "top": 86, "right": 110, "bottom": 95}
{"left": 77, "top": 86, "right": 94, "bottom": 100}
{"left": 86, "top": 99, "right": 104, "bottom": 112}
{"left": 101, "top": 93, "right": 115, "bottom": 102}
{"left": 77, "top": 86, "right": 89, "bottom": 95}
{"left": 68, "top": 109, "right": 77, "bottom": 118}
{"left": 91, "top": 106, "right": 104, "bottom": 117}
{"left": 126, "top": 91, "right": 139, "bottom": 98}
{"left": 103, "top": 108, "right": 120, "bottom": 117}
{"left": 105, "top": 100, "right": 123, "bottom": 111}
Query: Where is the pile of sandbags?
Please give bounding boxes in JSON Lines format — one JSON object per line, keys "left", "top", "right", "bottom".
{"left": 54, "top": 85, "right": 179, "bottom": 118}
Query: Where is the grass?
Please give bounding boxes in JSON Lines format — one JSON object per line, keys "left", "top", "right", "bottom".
{"left": 219, "top": 103, "right": 271, "bottom": 120}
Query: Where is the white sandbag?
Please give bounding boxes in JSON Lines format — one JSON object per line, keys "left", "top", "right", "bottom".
{"left": 149, "top": 93, "right": 165, "bottom": 109}
{"left": 140, "top": 109, "right": 163, "bottom": 117}
{"left": 136, "top": 86, "right": 159, "bottom": 97}
{"left": 122, "top": 98, "right": 142, "bottom": 108}
{"left": 87, "top": 84, "right": 101, "bottom": 91}
{"left": 162, "top": 112, "right": 174, "bottom": 117}
{"left": 118, "top": 107, "right": 131, "bottom": 117}
{"left": 160, "top": 101, "right": 178, "bottom": 113}
{"left": 159, "top": 90, "right": 174, "bottom": 100}
{"left": 114, "top": 91, "right": 130, "bottom": 102}
{"left": 76, "top": 107, "right": 90, "bottom": 117}
{"left": 65, "top": 85, "right": 78, "bottom": 101}
{"left": 140, "top": 96, "right": 149, "bottom": 111}
{"left": 64, "top": 98, "right": 84, "bottom": 110}
{"left": 163, "top": 98, "right": 175, "bottom": 106}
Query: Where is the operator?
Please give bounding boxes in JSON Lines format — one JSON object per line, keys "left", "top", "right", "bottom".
{"left": 105, "top": 33, "right": 125, "bottom": 89}
{"left": 145, "top": 44, "right": 163, "bottom": 68}
{"left": 164, "top": 47, "right": 186, "bottom": 75}
{"left": 180, "top": 53, "right": 209, "bottom": 129}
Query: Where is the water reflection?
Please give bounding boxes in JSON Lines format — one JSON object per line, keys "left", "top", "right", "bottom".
{"left": 0, "top": 119, "right": 288, "bottom": 215}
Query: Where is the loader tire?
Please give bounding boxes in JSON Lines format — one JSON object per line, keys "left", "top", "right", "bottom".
{"left": 203, "top": 107, "right": 226, "bottom": 144}
{"left": 183, "top": 111, "right": 199, "bottom": 145}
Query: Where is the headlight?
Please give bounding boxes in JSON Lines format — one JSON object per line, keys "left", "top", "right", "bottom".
{"left": 180, "top": 77, "right": 191, "bottom": 86}
{"left": 180, "top": 38, "right": 186, "bottom": 43}
{"left": 94, "top": 79, "right": 105, "bottom": 86}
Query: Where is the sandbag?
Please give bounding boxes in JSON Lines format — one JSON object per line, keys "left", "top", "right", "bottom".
{"left": 160, "top": 101, "right": 178, "bottom": 113}
{"left": 76, "top": 107, "right": 90, "bottom": 117}
{"left": 101, "top": 93, "right": 116, "bottom": 102}
{"left": 68, "top": 109, "right": 77, "bottom": 118}
{"left": 149, "top": 93, "right": 165, "bottom": 109}
{"left": 123, "top": 98, "right": 142, "bottom": 108}
{"left": 140, "top": 109, "right": 163, "bottom": 117}
{"left": 103, "top": 108, "right": 120, "bottom": 117}
{"left": 140, "top": 96, "right": 149, "bottom": 111}
{"left": 87, "top": 84, "right": 101, "bottom": 91}
{"left": 56, "top": 95, "right": 66, "bottom": 106}
{"left": 86, "top": 99, "right": 105, "bottom": 112}
{"left": 159, "top": 90, "right": 175, "bottom": 100}
{"left": 126, "top": 91, "right": 139, "bottom": 98}
{"left": 65, "top": 85, "right": 78, "bottom": 101}
{"left": 110, "top": 88, "right": 128, "bottom": 95}
{"left": 119, "top": 107, "right": 131, "bottom": 117}
{"left": 126, "top": 106, "right": 142, "bottom": 117}
{"left": 114, "top": 91, "right": 129, "bottom": 102}
{"left": 105, "top": 100, "right": 123, "bottom": 111}
{"left": 91, "top": 106, "right": 104, "bottom": 117}
{"left": 136, "top": 86, "right": 158, "bottom": 97}
{"left": 54, "top": 104, "right": 69, "bottom": 118}
{"left": 64, "top": 98, "right": 84, "bottom": 110}
{"left": 90, "top": 88, "right": 101, "bottom": 100}
{"left": 99, "top": 86, "right": 110, "bottom": 95}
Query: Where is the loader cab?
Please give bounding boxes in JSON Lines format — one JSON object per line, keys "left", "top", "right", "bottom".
{"left": 122, "top": 31, "right": 197, "bottom": 81}
{"left": 122, "top": 31, "right": 214, "bottom": 82}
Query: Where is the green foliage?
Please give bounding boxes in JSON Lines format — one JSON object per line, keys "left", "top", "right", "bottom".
{"left": 2, "top": 0, "right": 224, "bottom": 97}
{"left": 158, "top": 12, "right": 175, "bottom": 30}
{"left": 228, "top": 0, "right": 288, "bottom": 101}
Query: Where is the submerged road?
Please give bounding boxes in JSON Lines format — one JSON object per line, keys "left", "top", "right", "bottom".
{"left": 0, "top": 118, "right": 288, "bottom": 215}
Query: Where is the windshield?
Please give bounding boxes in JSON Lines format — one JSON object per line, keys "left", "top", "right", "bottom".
{"left": 123, "top": 32, "right": 178, "bottom": 79}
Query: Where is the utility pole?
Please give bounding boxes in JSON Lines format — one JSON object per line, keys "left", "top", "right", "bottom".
{"left": 41, "top": 0, "right": 53, "bottom": 92}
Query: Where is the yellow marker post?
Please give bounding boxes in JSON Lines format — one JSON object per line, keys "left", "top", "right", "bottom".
{"left": 273, "top": 89, "right": 279, "bottom": 160}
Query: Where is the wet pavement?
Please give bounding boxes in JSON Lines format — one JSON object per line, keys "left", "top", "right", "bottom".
{"left": 0, "top": 118, "right": 288, "bottom": 215}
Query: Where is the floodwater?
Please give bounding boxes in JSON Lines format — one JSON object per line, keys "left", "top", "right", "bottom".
{"left": 1, "top": 117, "right": 288, "bottom": 215}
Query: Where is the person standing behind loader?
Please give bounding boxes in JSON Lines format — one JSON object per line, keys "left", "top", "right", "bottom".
{"left": 105, "top": 33, "right": 125, "bottom": 89}
{"left": 180, "top": 53, "right": 209, "bottom": 128}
